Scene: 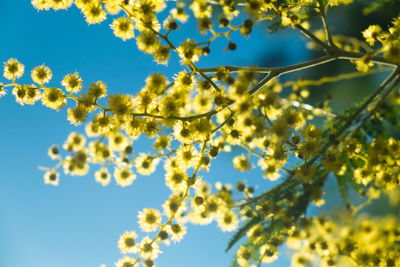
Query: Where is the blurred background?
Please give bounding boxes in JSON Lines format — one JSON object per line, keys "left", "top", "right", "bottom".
{"left": 0, "top": 1, "right": 398, "bottom": 266}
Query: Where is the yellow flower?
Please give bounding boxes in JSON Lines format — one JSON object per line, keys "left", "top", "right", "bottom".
{"left": 216, "top": 209, "right": 239, "bottom": 232}
{"left": 159, "top": 94, "right": 182, "bottom": 118}
{"left": 63, "top": 132, "right": 86, "bottom": 152}
{"left": 298, "top": 139, "right": 321, "bottom": 159}
{"left": 62, "top": 72, "right": 83, "bottom": 93}
{"left": 111, "top": 17, "right": 135, "bottom": 41}
{"left": 44, "top": 170, "right": 59, "bottom": 186}
{"left": 193, "top": 94, "right": 213, "bottom": 113}
{"left": 95, "top": 168, "right": 111, "bottom": 186}
{"left": 233, "top": 155, "right": 252, "bottom": 172}
{"left": 67, "top": 104, "right": 89, "bottom": 125}
{"left": 41, "top": 87, "right": 66, "bottom": 110}
{"left": 190, "top": 0, "right": 212, "bottom": 19}
{"left": 175, "top": 145, "right": 198, "bottom": 169}
{"left": 31, "top": 0, "right": 50, "bottom": 10}
{"left": 140, "top": 236, "right": 160, "bottom": 260}
{"left": 362, "top": 25, "right": 382, "bottom": 46}
{"left": 138, "top": 208, "right": 162, "bottom": 232}
{"left": 12, "top": 85, "right": 27, "bottom": 105}
{"left": 3, "top": 58, "right": 24, "bottom": 80}
{"left": 189, "top": 118, "right": 212, "bottom": 142}
{"left": 145, "top": 73, "right": 167, "bottom": 94}
{"left": 83, "top": 4, "right": 107, "bottom": 24}
{"left": 153, "top": 134, "right": 171, "bottom": 151}
{"left": 135, "top": 154, "right": 159, "bottom": 176}
{"left": 108, "top": 131, "right": 129, "bottom": 151}
{"left": 134, "top": 89, "right": 156, "bottom": 113}
{"left": 115, "top": 256, "right": 137, "bottom": 267}
{"left": 166, "top": 223, "right": 186, "bottom": 242}
{"left": 66, "top": 149, "right": 89, "bottom": 176}
{"left": 176, "top": 38, "right": 202, "bottom": 64}
{"left": 48, "top": 145, "right": 60, "bottom": 160}
{"left": 173, "top": 70, "right": 195, "bottom": 91}
{"left": 108, "top": 94, "right": 134, "bottom": 119}
{"left": 48, "top": 0, "right": 73, "bottom": 10}
{"left": 114, "top": 167, "right": 136, "bottom": 187}
{"left": 162, "top": 194, "right": 186, "bottom": 218}
{"left": 75, "top": 0, "right": 95, "bottom": 10}
{"left": 170, "top": 3, "right": 188, "bottom": 23}
{"left": 118, "top": 231, "right": 140, "bottom": 254}
{"left": 153, "top": 44, "right": 170, "bottom": 65}
{"left": 124, "top": 117, "right": 145, "bottom": 137}
{"left": 173, "top": 122, "right": 193, "bottom": 144}
{"left": 302, "top": 124, "right": 321, "bottom": 139}
{"left": 88, "top": 81, "right": 107, "bottom": 98}
{"left": 237, "top": 246, "right": 253, "bottom": 267}
{"left": 104, "top": 0, "right": 122, "bottom": 15}
{"left": 31, "top": 65, "right": 52, "bottom": 84}
{"left": 89, "top": 141, "right": 113, "bottom": 162}
{"left": 259, "top": 244, "right": 278, "bottom": 263}
{"left": 295, "top": 164, "right": 317, "bottom": 183}
{"left": 136, "top": 30, "right": 160, "bottom": 54}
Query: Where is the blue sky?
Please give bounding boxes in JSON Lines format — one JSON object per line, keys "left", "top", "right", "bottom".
{"left": 0, "top": 1, "right": 309, "bottom": 267}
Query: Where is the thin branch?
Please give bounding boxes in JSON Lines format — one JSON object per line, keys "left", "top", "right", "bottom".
{"left": 295, "top": 24, "right": 331, "bottom": 52}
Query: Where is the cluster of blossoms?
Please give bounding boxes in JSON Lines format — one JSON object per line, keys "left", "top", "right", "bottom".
{"left": 1, "top": 0, "right": 399, "bottom": 266}
{"left": 285, "top": 211, "right": 400, "bottom": 267}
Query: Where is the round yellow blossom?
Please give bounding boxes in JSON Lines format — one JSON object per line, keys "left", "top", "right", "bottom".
{"left": 170, "top": 4, "right": 188, "bottom": 23}
{"left": 74, "top": 0, "right": 95, "bottom": 10}
{"left": 236, "top": 246, "right": 253, "bottom": 267}
{"left": 176, "top": 38, "right": 202, "bottom": 64}
{"left": 83, "top": 4, "right": 107, "bottom": 24}
{"left": 136, "top": 30, "right": 161, "bottom": 54}
{"left": 115, "top": 256, "right": 137, "bottom": 267}
{"left": 108, "top": 94, "right": 134, "bottom": 119}
{"left": 67, "top": 104, "right": 89, "bottom": 125}
{"left": 173, "top": 122, "right": 193, "bottom": 144}
{"left": 62, "top": 72, "right": 83, "bottom": 93}
{"left": 3, "top": 58, "right": 24, "bottom": 80}
{"left": 63, "top": 132, "right": 86, "bottom": 152}
{"left": 216, "top": 209, "right": 239, "bottom": 232}
{"left": 166, "top": 223, "right": 187, "bottom": 242}
{"left": 259, "top": 244, "right": 278, "bottom": 263}
{"left": 114, "top": 167, "right": 136, "bottom": 187}
{"left": 108, "top": 131, "right": 129, "bottom": 151}
{"left": 31, "top": 0, "right": 50, "bottom": 10}
{"left": 135, "top": 154, "right": 159, "bottom": 176}
{"left": 138, "top": 208, "right": 162, "bottom": 232}
{"left": 44, "top": 170, "right": 59, "bottom": 186}
{"left": 104, "top": 0, "right": 122, "bottom": 15}
{"left": 175, "top": 145, "right": 198, "bottom": 169}
{"left": 124, "top": 117, "right": 145, "bottom": 137}
{"left": 41, "top": 87, "right": 66, "bottom": 110}
{"left": 48, "top": 145, "right": 60, "bottom": 160}
{"left": 159, "top": 94, "right": 182, "bottom": 118}
{"left": 31, "top": 65, "right": 52, "bottom": 84}
{"left": 162, "top": 194, "right": 186, "bottom": 218}
{"left": 111, "top": 17, "right": 135, "bottom": 41}
{"left": 48, "top": 0, "right": 73, "bottom": 10}
{"left": 362, "top": 25, "right": 382, "bottom": 46}
{"left": 118, "top": 231, "right": 140, "bottom": 254}
{"left": 173, "top": 70, "right": 195, "bottom": 92}
{"left": 88, "top": 81, "right": 107, "bottom": 98}
{"left": 140, "top": 236, "right": 160, "bottom": 260}
{"left": 233, "top": 155, "right": 252, "bottom": 172}
{"left": 95, "top": 168, "right": 111, "bottom": 186}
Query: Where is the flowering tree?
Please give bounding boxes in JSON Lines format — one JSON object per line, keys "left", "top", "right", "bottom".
{"left": 2, "top": 0, "right": 400, "bottom": 266}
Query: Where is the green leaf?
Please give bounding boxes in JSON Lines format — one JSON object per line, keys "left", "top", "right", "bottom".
{"left": 226, "top": 216, "right": 262, "bottom": 252}
{"left": 363, "top": 0, "right": 394, "bottom": 15}
{"left": 335, "top": 174, "right": 350, "bottom": 206}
